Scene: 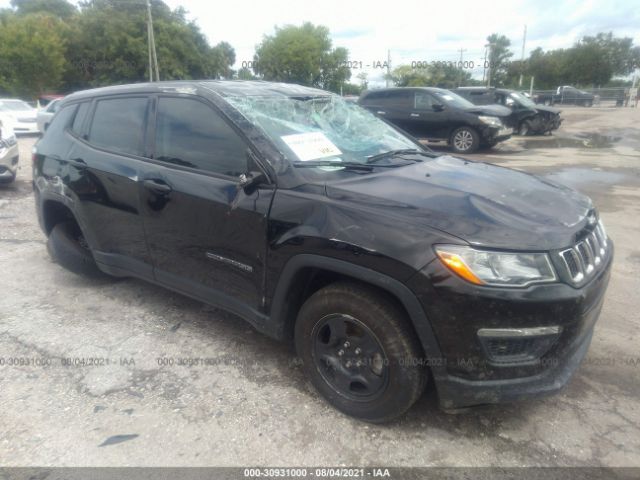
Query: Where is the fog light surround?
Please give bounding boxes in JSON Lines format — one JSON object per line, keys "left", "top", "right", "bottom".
{"left": 478, "top": 326, "right": 562, "bottom": 364}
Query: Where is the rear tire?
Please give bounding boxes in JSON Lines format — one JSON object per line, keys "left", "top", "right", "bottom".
{"left": 450, "top": 126, "right": 480, "bottom": 154}
{"left": 47, "top": 221, "right": 106, "bottom": 278}
{"left": 0, "top": 172, "right": 16, "bottom": 185}
{"left": 295, "top": 282, "right": 426, "bottom": 423}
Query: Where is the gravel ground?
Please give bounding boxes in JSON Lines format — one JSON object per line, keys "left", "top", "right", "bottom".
{"left": 0, "top": 106, "right": 639, "bottom": 468}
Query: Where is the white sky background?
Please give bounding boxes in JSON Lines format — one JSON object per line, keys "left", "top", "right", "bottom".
{"left": 161, "top": 0, "right": 640, "bottom": 85}
{"left": 2, "top": 0, "right": 638, "bottom": 85}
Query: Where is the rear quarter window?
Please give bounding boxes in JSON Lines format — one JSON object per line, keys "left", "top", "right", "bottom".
{"left": 44, "top": 104, "right": 77, "bottom": 139}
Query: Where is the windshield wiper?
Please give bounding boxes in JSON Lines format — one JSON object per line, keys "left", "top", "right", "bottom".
{"left": 365, "top": 149, "right": 434, "bottom": 164}
{"left": 292, "top": 161, "right": 374, "bottom": 171}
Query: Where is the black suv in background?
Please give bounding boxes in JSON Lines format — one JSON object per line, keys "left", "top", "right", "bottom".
{"left": 535, "top": 86, "right": 595, "bottom": 107}
{"left": 358, "top": 87, "right": 513, "bottom": 153}
{"left": 34, "top": 81, "right": 612, "bottom": 422}
{"left": 454, "top": 87, "right": 562, "bottom": 135}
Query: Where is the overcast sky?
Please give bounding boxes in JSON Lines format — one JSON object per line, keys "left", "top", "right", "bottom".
{"left": 2, "top": 0, "right": 638, "bottom": 84}
{"left": 162, "top": 0, "right": 640, "bottom": 84}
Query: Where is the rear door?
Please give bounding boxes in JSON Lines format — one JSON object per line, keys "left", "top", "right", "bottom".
{"left": 140, "top": 94, "right": 273, "bottom": 315}
{"left": 65, "top": 95, "right": 153, "bottom": 277}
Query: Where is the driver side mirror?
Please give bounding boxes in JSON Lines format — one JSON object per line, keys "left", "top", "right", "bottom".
{"left": 432, "top": 103, "right": 444, "bottom": 112}
{"left": 238, "top": 149, "right": 268, "bottom": 191}
{"left": 238, "top": 170, "right": 266, "bottom": 190}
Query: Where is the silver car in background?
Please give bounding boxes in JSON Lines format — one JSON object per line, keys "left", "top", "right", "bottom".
{"left": 0, "top": 118, "right": 19, "bottom": 184}
{"left": 0, "top": 98, "right": 39, "bottom": 135}
{"left": 37, "top": 98, "right": 62, "bottom": 134}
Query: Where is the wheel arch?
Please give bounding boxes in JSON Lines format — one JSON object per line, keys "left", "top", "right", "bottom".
{"left": 268, "top": 254, "right": 444, "bottom": 368}
{"left": 41, "top": 199, "right": 78, "bottom": 235}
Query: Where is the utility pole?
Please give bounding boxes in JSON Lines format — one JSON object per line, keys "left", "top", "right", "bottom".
{"left": 518, "top": 25, "right": 527, "bottom": 87}
{"left": 386, "top": 49, "right": 391, "bottom": 88}
{"left": 486, "top": 43, "right": 494, "bottom": 88}
{"left": 147, "top": 0, "right": 159, "bottom": 82}
{"left": 482, "top": 44, "right": 488, "bottom": 83}
{"left": 457, "top": 48, "right": 466, "bottom": 87}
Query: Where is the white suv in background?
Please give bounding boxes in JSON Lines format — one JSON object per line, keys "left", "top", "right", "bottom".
{"left": 0, "top": 117, "right": 19, "bottom": 184}
{"left": 0, "top": 98, "right": 39, "bottom": 135}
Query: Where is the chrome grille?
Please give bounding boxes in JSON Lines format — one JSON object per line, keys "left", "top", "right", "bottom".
{"left": 558, "top": 221, "right": 608, "bottom": 285}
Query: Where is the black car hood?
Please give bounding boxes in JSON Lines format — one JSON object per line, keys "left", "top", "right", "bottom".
{"left": 534, "top": 105, "right": 561, "bottom": 115}
{"left": 464, "top": 104, "right": 512, "bottom": 118}
{"left": 324, "top": 156, "right": 593, "bottom": 251}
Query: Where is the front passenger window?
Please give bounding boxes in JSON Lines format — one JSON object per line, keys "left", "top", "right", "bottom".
{"left": 414, "top": 92, "right": 433, "bottom": 110}
{"left": 155, "top": 97, "right": 247, "bottom": 177}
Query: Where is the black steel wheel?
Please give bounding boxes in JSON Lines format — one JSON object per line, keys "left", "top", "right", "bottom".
{"left": 312, "top": 313, "right": 389, "bottom": 401}
{"left": 295, "top": 282, "right": 427, "bottom": 423}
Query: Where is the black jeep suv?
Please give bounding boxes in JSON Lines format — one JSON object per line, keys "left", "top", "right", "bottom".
{"left": 358, "top": 87, "right": 513, "bottom": 153}
{"left": 33, "top": 81, "right": 612, "bottom": 422}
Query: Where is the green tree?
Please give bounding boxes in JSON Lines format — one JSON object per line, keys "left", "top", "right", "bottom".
{"left": 236, "top": 67, "right": 256, "bottom": 80}
{"left": 0, "top": 13, "right": 67, "bottom": 97}
{"left": 253, "top": 22, "right": 351, "bottom": 92}
{"left": 11, "top": 0, "right": 76, "bottom": 19}
{"left": 356, "top": 71, "right": 368, "bottom": 90}
{"left": 62, "top": 0, "right": 235, "bottom": 89}
{"left": 387, "top": 63, "right": 473, "bottom": 88}
{"left": 387, "top": 65, "right": 431, "bottom": 86}
{"left": 486, "top": 33, "right": 513, "bottom": 86}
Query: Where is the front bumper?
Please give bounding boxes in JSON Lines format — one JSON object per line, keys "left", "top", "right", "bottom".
{"left": 406, "top": 242, "right": 613, "bottom": 409}
{"left": 436, "top": 327, "right": 593, "bottom": 409}
{"left": 0, "top": 143, "right": 19, "bottom": 181}
{"left": 481, "top": 126, "right": 512, "bottom": 144}
{"left": 12, "top": 121, "right": 39, "bottom": 135}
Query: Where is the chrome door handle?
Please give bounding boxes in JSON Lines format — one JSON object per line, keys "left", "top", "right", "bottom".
{"left": 410, "top": 113, "right": 420, "bottom": 117}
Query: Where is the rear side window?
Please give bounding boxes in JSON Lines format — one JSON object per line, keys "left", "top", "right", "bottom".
{"left": 361, "top": 91, "right": 388, "bottom": 106}
{"left": 44, "top": 104, "right": 77, "bottom": 139}
{"left": 154, "top": 97, "right": 247, "bottom": 177}
{"left": 70, "top": 102, "right": 91, "bottom": 136}
{"left": 88, "top": 97, "right": 149, "bottom": 156}
{"left": 387, "top": 90, "right": 413, "bottom": 109}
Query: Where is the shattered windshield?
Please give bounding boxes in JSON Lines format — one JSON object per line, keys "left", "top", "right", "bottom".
{"left": 510, "top": 92, "right": 536, "bottom": 108}
{"left": 226, "top": 95, "right": 419, "bottom": 167}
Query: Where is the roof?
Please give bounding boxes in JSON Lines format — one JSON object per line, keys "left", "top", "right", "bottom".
{"left": 455, "top": 87, "right": 496, "bottom": 91}
{"left": 62, "top": 80, "right": 332, "bottom": 103}
{"left": 361, "top": 86, "right": 452, "bottom": 95}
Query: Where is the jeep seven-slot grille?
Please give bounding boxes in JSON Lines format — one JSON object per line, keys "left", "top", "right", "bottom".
{"left": 558, "top": 221, "right": 608, "bottom": 285}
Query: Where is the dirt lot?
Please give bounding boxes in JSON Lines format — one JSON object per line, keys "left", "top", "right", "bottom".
{"left": 0, "top": 106, "right": 639, "bottom": 468}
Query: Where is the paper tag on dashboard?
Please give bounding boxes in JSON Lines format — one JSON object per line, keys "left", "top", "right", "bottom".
{"left": 281, "top": 132, "right": 342, "bottom": 161}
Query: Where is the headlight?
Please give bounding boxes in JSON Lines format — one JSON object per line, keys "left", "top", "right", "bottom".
{"left": 478, "top": 116, "right": 503, "bottom": 128}
{"left": 435, "top": 245, "right": 557, "bottom": 287}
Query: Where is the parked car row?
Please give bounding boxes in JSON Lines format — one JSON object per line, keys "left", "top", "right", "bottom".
{"left": 357, "top": 86, "right": 563, "bottom": 154}
{"left": 533, "top": 86, "right": 595, "bottom": 107}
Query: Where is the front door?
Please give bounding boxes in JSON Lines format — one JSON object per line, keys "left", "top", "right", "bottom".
{"left": 408, "top": 91, "right": 449, "bottom": 139}
{"left": 140, "top": 95, "right": 273, "bottom": 316}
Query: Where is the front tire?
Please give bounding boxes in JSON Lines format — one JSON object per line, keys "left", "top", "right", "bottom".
{"left": 450, "top": 126, "right": 480, "bottom": 154}
{"left": 47, "top": 221, "right": 106, "bottom": 278}
{"left": 518, "top": 120, "right": 532, "bottom": 136}
{"left": 295, "top": 282, "right": 426, "bottom": 423}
